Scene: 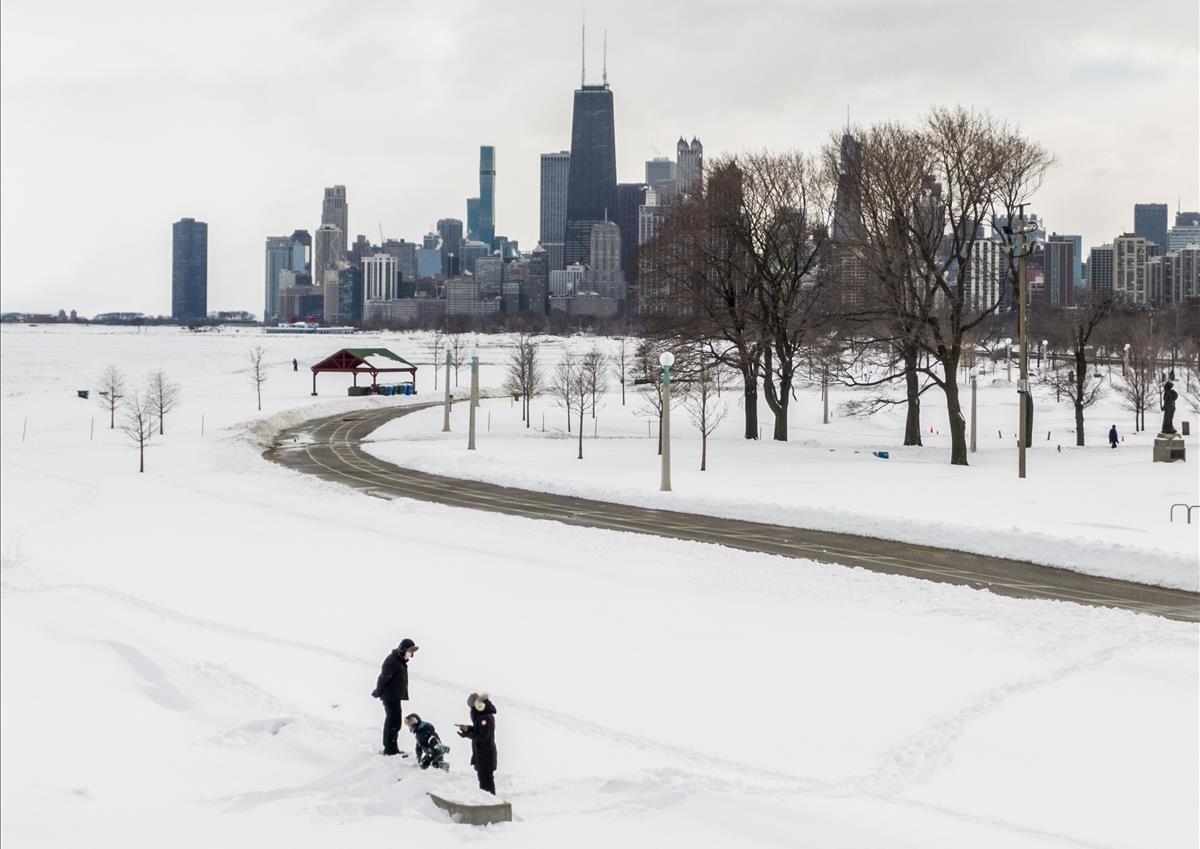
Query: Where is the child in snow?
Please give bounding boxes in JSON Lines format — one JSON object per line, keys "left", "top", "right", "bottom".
{"left": 456, "top": 692, "right": 498, "bottom": 794}
{"left": 405, "top": 714, "right": 449, "bottom": 771}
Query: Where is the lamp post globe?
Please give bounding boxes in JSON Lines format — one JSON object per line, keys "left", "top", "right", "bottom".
{"left": 659, "top": 351, "right": 675, "bottom": 368}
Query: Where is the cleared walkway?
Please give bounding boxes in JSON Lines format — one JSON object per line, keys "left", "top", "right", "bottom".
{"left": 266, "top": 403, "right": 1200, "bottom": 623}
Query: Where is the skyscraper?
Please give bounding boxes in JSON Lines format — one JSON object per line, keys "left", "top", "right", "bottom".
{"left": 586, "top": 220, "right": 625, "bottom": 301}
{"left": 264, "top": 236, "right": 293, "bottom": 323}
{"left": 1169, "top": 211, "right": 1200, "bottom": 251}
{"left": 479, "top": 146, "right": 496, "bottom": 247}
{"left": 171, "top": 218, "right": 207, "bottom": 322}
{"left": 615, "top": 183, "right": 646, "bottom": 283}
{"left": 645, "top": 157, "right": 675, "bottom": 191}
{"left": 831, "top": 132, "right": 867, "bottom": 306}
{"left": 675, "top": 137, "right": 703, "bottom": 197}
{"left": 437, "top": 218, "right": 463, "bottom": 277}
{"left": 1133, "top": 203, "right": 1168, "bottom": 255}
{"left": 564, "top": 79, "right": 617, "bottom": 268}
{"left": 540, "top": 151, "right": 570, "bottom": 272}
{"left": 313, "top": 224, "right": 343, "bottom": 289}
{"left": 1044, "top": 236, "right": 1076, "bottom": 308}
{"left": 466, "top": 197, "right": 481, "bottom": 242}
{"left": 1088, "top": 244, "right": 1114, "bottom": 295}
{"left": 321, "top": 186, "right": 348, "bottom": 258}
{"left": 290, "top": 230, "right": 312, "bottom": 276}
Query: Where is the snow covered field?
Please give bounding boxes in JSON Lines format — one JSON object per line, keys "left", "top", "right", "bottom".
{"left": 367, "top": 336, "right": 1199, "bottom": 591}
{"left": 2, "top": 325, "right": 1198, "bottom": 848}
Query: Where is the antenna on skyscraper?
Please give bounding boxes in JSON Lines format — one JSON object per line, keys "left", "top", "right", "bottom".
{"left": 581, "top": 13, "right": 586, "bottom": 87}
{"left": 603, "top": 30, "right": 607, "bottom": 86}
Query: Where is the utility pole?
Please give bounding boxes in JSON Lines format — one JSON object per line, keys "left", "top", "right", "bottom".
{"left": 467, "top": 352, "right": 478, "bottom": 450}
{"left": 970, "top": 373, "right": 977, "bottom": 453}
{"left": 442, "top": 350, "right": 451, "bottom": 432}
{"left": 659, "top": 351, "right": 674, "bottom": 492}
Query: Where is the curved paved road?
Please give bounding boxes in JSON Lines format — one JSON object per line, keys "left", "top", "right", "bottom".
{"left": 266, "top": 403, "right": 1200, "bottom": 623}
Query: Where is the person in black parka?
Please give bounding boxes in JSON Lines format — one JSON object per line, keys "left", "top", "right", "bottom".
{"left": 1109, "top": 425, "right": 1119, "bottom": 448}
{"left": 456, "top": 692, "right": 498, "bottom": 794}
{"left": 371, "top": 638, "right": 418, "bottom": 755}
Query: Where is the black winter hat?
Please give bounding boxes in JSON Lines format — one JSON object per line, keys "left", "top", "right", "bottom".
{"left": 398, "top": 638, "right": 418, "bottom": 652}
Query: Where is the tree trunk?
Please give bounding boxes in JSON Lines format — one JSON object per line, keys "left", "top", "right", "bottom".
{"left": 701, "top": 432, "right": 707, "bottom": 471}
{"left": 577, "top": 404, "right": 584, "bottom": 459}
{"left": 657, "top": 407, "right": 663, "bottom": 456}
{"left": 943, "top": 363, "right": 968, "bottom": 466}
{"left": 1074, "top": 347, "right": 1086, "bottom": 446}
{"left": 902, "top": 347, "right": 923, "bottom": 446}
{"left": 139, "top": 440, "right": 145, "bottom": 473}
{"left": 742, "top": 368, "right": 759, "bottom": 440}
{"left": 761, "top": 348, "right": 790, "bottom": 441}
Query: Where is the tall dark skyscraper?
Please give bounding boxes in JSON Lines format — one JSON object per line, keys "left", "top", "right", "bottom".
{"left": 466, "top": 197, "right": 481, "bottom": 242}
{"left": 171, "top": 218, "right": 207, "bottom": 321}
{"left": 479, "top": 146, "right": 496, "bottom": 247}
{"left": 1134, "top": 203, "right": 1168, "bottom": 255}
{"left": 321, "top": 185, "right": 348, "bottom": 258}
{"left": 437, "top": 218, "right": 463, "bottom": 277}
{"left": 565, "top": 78, "right": 617, "bottom": 268}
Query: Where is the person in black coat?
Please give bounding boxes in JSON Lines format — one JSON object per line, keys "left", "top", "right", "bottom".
{"left": 405, "top": 714, "right": 449, "bottom": 770}
{"left": 456, "top": 692, "right": 498, "bottom": 794}
{"left": 371, "top": 638, "right": 418, "bottom": 756}
{"left": 1109, "top": 425, "right": 1119, "bottom": 448}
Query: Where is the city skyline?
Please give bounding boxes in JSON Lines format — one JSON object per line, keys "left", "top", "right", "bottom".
{"left": 1, "top": 0, "right": 1197, "bottom": 314}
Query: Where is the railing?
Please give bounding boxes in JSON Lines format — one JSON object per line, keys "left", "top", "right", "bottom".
{"left": 1169, "top": 503, "right": 1198, "bottom": 524}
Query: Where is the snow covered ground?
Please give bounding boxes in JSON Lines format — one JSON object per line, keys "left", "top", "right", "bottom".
{"left": 366, "top": 336, "right": 1199, "bottom": 591}
{"left": 2, "top": 325, "right": 1198, "bottom": 848}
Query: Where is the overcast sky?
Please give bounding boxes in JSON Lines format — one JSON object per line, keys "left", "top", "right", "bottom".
{"left": 1, "top": 0, "right": 1196, "bottom": 315}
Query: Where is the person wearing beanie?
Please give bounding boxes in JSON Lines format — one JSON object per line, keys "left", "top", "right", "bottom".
{"left": 405, "top": 714, "right": 449, "bottom": 771}
{"left": 371, "top": 638, "right": 418, "bottom": 756}
{"left": 456, "top": 692, "right": 498, "bottom": 794}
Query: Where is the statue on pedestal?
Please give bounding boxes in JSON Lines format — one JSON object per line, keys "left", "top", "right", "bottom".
{"left": 1160, "top": 380, "right": 1177, "bottom": 435}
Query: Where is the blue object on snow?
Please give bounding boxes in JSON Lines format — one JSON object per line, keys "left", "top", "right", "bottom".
{"left": 872, "top": 450, "right": 890, "bottom": 459}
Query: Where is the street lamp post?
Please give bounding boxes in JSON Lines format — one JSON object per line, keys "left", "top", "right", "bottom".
{"left": 659, "top": 351, "right": 674, "bottom": 492}
{"left": 442, "top": 350, "right": 452, "bottom": 432}
{"left": 1005, "top": 337, "right": 1013, "bottom": 383}
{"left": 970, "top": 371, "right": 977, "bottom": 454}
{"left": 467, "top": 352, "right": 478, "bottom": 450}
{"left": 1123, "top": 342, "right": 1131, "bottom": 379}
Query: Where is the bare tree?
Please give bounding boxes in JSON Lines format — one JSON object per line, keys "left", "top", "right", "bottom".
{"left": 1116, "top": 329, "right": 1160, "bottom": 432}
{"left": 427, "top": 329, "right": 446, "bottom": 390}
{"left": 841, "top": 107, "right": 1052, "bottom": 464}
{"left": 685, "top": 357, "right": 729, "bottom": 470}
{"left": 248, "top": 345, "right": 268, "bottom": 411}
{"left": 581, "top": 345, "right": 608, "bottom": 418}
{"left": 1042, "top": 294, "right": 1113, "bottom": 445}
{"left": 97, "top": 365, "right": 126, "bottom": 429}
{"left": 503, "top": 333, "right": 543, "bottom": 428}
{"left": 120, "top": 390, "right": 155, "bottom": 473}
{"left": 449, "top": 334, "right": 467, "bottom": 387}
{"left": 570, "top": 359, "right": 596, "bottom": 459}
{"left": 551, "top": 349, "right": 577, "bottom": 433}
{"left": 146, "top": 370, "right": 181, "bottom": 435}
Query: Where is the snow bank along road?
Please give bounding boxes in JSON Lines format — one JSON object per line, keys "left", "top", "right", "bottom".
{"left": 267, "top": 404, "right": 1200, "bottom": 623}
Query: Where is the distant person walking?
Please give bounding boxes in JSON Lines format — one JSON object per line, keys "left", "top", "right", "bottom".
{"left": 1108, "top": 425, "right": 1119, "bottom": 448}
{"left": 372, "top": 638, "right": 418, "bottom": 756}
{"left": 292, "top": 358, "right": 298, "bottom": 372}
{"left": 457, "top": 692, "right": 498, "bottom": 794}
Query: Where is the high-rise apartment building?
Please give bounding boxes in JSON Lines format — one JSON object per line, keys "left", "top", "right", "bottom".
{"left": 565, "top": 79, "right": 617, "bottom": 267}
{"left": 337, "top": 265, "right": 364, "bottom": 325}
{"left": 527, "top": 247, "right": 550, "bottom": 316}
{"left": 381, "top": 239, "right": 418, "bottom": 285}
{"left": 1169, "top": 212, "right": 1200, "bottom": 251}
{"left": 321, "top": 186, "right": 348, "bottom": 258}
{"left": 1162, "top": 247, "right": 1199, "bottom": 304}
{"left": 313, "top": 224, "right": 343, "bottom": 297}
{"left": 437, "top": 218, "right": 464, "bottom": 277}
{"left": 264, "top": 236, "right": 293, "bottom": 323}
{"left": 638, "top": 188, "right": 664, "bottom": 247}
{"left": 1044, "top": 236, "right": 1076, "bottom": 308}
{"left": 171, "top": 218, "right": 208, "bottom": 322}
{"left": 645, "top": 157, "right": 675, "bottom": 192}
{"left": 540, "top": 151, "right": 571, "bottom": 272}
{"left": 479, "top": 146, "right": 496, "bottom": 246}
{"left": 1133, "top": 203, "right": 1168, "bottom": 255}
{"left": 1088, "top": 244, "right": 1114, "bottom": 295}
{"left": 363, "top": 253, "right": 399, "bottom": 302}
{"left": 290, "top": 230, "right": 312, "bottom": 275}
{"left": 675, "top": 136, "right": 703, "bottom": 197}
{"left": 586, "top": 220, "right": 624, "bottom": 300}
{"left": 1113, "top": 233, "right": 1148, "bottom": 303}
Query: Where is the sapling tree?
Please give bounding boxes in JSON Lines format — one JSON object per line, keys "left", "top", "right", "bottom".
{"left": 685, "top": 359, "right": 729, "bottom": 471}
{"left": 249, "top": 345, "right": 268, "bottom": 411}
{"left": 97, "top": 365, "right": 126, "bottom": 429}
{"left": 121, "top": 390, "right": 155, "bottom": 473}
{"left": 146, "top": 370, "right": 181, "bottom": 435}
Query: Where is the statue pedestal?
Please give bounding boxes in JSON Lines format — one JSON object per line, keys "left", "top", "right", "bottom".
{"left": 1153, "top": 433, "right": 1186, "bottom": 463}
